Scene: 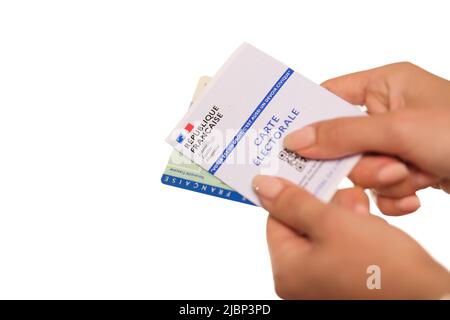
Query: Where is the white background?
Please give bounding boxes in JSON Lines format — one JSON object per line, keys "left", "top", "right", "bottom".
{"left": 0, "top": 0, "right": 449, "bottom": 299}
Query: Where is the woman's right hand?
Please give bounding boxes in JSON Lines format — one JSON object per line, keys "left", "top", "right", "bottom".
{"left": 284, "top": 62, "right": 450, "bottom": 215}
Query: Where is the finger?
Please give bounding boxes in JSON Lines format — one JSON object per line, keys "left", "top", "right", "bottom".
{"left": 371, "top": 191, "right": 421, "bottom": 216}
{"left": 321, "top": 66, "right": 396, "bottom": 115}
{"left": 331, "top": 187, "right": 370, "bottom": 214}
{"left": 349, "top": 155, "right": 410, "bottom": 188}
{"left": 283, "top": 113, "right": 404, "bottom": 159}
{"left": 411, "top": 170, "right": 438, "bottom": 190}
{"left": 321, "top": 70, "right": 372, "bottom": 106}
{"left": 266, "top": 216, "right": 311, "bottom": 299}
{"left": 253, "top": 175, "right": 325, "bottom": 238}
{"left": 374, "top": 170, "right": 437, "bottom": 198}
{"left": 266, "top": 216, "right": 310, "bottom": 262}
{"left": 350, "top": 156, "right": 437, "bottom": 198}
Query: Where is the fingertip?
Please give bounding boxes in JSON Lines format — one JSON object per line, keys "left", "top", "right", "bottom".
{"left": 320, "top": 70, "right": 371, "bottom": 106}
{"left": 395, "top": 195, "right": 421, "bottom": 213}
{"left": 320, "top": 79, "right": 333, "bottom": 90}
{"left": 252, "top": 175, "right": 285, "bottom": 201}
{"left": 372, "top": 192, "right": 421, "bottom": 216}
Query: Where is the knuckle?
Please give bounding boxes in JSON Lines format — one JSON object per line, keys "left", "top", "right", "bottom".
{"left": 392, "top": 61, "right": 417, "bottom": 73}
{"left": 371, "top": 215, "right": 389, "bottom": 224}
{"left": 383, "top": 111, "right": 414, "bottom": 150}
{"left": 315, "top": 205, "right": 346, "bottom": 234}
{"left": 395, "top": 61, "right": 414, "bottom": 68}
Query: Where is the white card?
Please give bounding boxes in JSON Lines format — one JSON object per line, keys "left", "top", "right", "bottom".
{"left": 166, "top": 43, "right": 364, "bottom": 206}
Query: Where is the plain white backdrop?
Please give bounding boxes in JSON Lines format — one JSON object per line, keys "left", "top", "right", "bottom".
{"left": 0, "top": 0, "right": 449, "bottom": 299}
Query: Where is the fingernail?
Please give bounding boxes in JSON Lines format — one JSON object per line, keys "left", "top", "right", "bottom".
{"left": 395, "top": 195, "right": 421, "bottom": 212}
{"left": 252, "top": 175, "right": 284, "bottom": 199}
{"left": 377, "top": 163, "right": 409, "bottom": 184}
{"left": 284, "top": 126, "right": 316, "bottom": 150}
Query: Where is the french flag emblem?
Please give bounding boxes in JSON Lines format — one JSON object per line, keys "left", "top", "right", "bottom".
{"left": 176, "top": 123, "right": 194, "bottom": 143}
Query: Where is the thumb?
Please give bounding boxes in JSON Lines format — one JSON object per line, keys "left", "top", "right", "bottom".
{"left": 283, "top": 113, "right": 406, "bottom": 159}
{"left": 252, "top": 175, "right": 325, "bottom": 238}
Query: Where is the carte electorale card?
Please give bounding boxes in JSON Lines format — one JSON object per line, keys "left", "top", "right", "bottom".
{"left": 166, "top": 43, "right": 364, "bottom": 206}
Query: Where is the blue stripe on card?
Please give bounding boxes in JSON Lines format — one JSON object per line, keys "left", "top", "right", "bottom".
{"left": 208, "top": 67, "right": 294, "bottom": 175}
{"left": 161, "top": 174, "right": 254, "bottom": 205}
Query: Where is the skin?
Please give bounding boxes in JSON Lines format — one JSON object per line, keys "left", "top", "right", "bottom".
{"left": 253, "top": 62, "right": 450, "bottom": 299}
{"left": 286, "top": 62, "right": 450, "bottom": 213}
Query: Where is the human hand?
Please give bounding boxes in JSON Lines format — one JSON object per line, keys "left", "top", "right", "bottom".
{"left": 284, "top": 62, "right": 450, "bottom": 215}
{"left": 253, "top": 175, "right": 450, "bottom": 299}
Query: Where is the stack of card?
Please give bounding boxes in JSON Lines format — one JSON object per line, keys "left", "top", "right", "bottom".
{"left": 161, "top": 76, "right": 254, "bottom": 205}
{"left": 162, "top": 43, "right": 364, "bottom": 207}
